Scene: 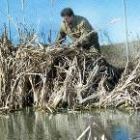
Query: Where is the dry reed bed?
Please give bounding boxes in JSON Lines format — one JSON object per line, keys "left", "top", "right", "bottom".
{"left": 0, "top": 35, "right": 139, "bottom": 113}
{"left": 100, "top": 58, "right": 140, "bottom": 110}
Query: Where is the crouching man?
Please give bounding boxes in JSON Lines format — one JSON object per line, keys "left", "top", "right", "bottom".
{"left": 56, "top": 7, "right": 101, "bottom": 53}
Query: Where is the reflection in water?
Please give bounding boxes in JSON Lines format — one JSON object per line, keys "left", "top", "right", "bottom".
{"left": 0, "top": 109, "right": 140, "bottom": 140}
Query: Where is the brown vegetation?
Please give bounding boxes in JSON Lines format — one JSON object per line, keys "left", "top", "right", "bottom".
{"left": 0, "top": 33, "right": 140, "bottom": 114}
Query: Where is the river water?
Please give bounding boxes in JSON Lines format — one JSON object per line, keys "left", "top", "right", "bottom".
{"left": 0, "top": 109, "right": 140, "bottom": 140}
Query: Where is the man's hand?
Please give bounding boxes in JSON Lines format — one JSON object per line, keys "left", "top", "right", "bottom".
{"left": 55, "top": 42, "right": 62, "bottom": 48}
{"left": 75, "top": 42, "right": 81, "bottom": 48}
{"left": 70, "top": 42, "right": 81, "bottom": 48}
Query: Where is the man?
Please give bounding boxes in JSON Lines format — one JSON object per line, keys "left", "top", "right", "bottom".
{"left": 56, "top": 8, "right": 101, "bottom": 53}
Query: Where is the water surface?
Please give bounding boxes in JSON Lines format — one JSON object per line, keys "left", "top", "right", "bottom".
{"left": 0, "top": 109, "right": 140, "bottom": 140}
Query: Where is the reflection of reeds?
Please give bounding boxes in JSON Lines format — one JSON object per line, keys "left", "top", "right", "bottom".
{"left": 77, "top": 117, "right": 111, "bottom": 140}
{"left": 0, "top": 110, "right": 140, "bottom": 140}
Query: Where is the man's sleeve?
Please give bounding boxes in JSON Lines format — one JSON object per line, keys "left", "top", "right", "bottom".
{"left": 56, "top": 23, "right": 66, "bottom": 45}
{"left": 78, "top": 20, "right": 95, "bottom": 46}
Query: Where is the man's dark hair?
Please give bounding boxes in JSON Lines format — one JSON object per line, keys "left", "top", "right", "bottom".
{"left": 61, "top": 8, "right": 74, "bottom": 17}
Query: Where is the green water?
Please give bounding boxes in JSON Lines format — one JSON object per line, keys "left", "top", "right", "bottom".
{"left": 0, "top": 109, "right": 140, "bottom": 140}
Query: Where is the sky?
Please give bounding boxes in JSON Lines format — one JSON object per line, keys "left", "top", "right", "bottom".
{"left": 0, "top": 0, "right": 140, "bottom": 45}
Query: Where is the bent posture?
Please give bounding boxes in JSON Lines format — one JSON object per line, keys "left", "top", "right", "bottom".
{"left": 56, "top": 8, "right": 100, "bottom": 53}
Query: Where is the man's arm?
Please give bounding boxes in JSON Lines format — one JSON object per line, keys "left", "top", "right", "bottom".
{"left": 78, "top": 20, "right": 96, "bottom": 47}
{"left": 56, "top": 23, "right": 66, "bottom": 45}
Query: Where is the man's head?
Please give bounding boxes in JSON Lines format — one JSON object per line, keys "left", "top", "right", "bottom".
{"left": 61, "top": 8, "right": 74, "bottom": 24}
